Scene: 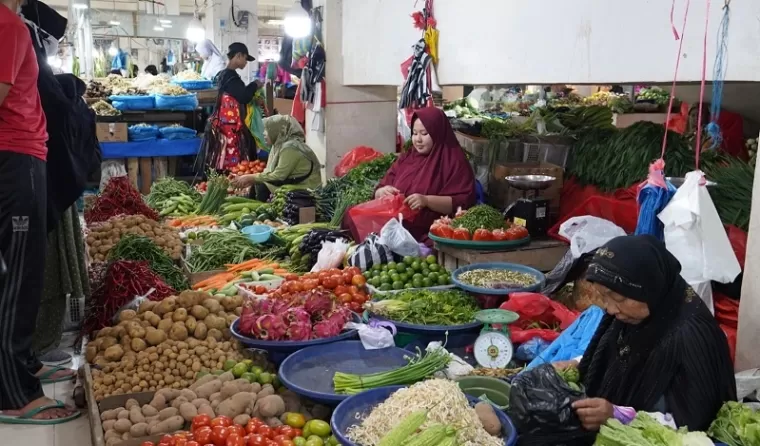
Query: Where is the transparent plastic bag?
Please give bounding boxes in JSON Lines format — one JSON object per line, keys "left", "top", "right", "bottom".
{"left": 311, "top": 239, "right": 351, "bottom": 272}
{"left": 559, "top": 215, "right": 627, "bottom": 259}
{"left": 112, "top": 288, "right": 156, "bottom": 323}
{"left": 99, "top": 163, "right": 127, "bottom": 191}
{"left": 346, "top": 320, "right": 396, "bottom": 350}
{"left": 379, "top": 214, "right": 420, "bottom": 257}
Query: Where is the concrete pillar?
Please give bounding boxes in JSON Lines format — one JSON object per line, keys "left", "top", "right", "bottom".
{"left": 204, "top": 0, "right": 259, "bottom": 82}
{"left": 735, "top": 130, "right": 760, "bottom": 372}
{"left": 305, "top": 0, "right": 397, "bottom": 179}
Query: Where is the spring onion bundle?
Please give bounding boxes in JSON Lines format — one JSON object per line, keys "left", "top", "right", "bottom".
{"left": 333, "top": 347, "right": 450, "bottom": 395}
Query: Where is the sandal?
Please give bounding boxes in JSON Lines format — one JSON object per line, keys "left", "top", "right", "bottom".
{"left": 0, "top": 399, "right": 81, "bottom": 425}
{"left": 37, "top": 365, "right": 76, "bottom": 384}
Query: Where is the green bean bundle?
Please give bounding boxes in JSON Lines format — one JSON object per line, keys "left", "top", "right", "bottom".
{"left": 108, "top": 234, "right": 189, "bottom": 290}
{"left": 185, "top": 230, "right": 261, "bottom": 272}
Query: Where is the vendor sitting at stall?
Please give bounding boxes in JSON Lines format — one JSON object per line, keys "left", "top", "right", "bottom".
{"left": 557, "top": 235, "right": 736, "bottom": 432}
{"left": 345, "top": 107, "right": 476, "bottom": 245}
{"left": 231, "top": 115, "right": 322, "bottom": 201}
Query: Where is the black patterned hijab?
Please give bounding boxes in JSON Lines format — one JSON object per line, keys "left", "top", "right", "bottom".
{"left": 579, "top": 235, "right": 736, "bottom": 431}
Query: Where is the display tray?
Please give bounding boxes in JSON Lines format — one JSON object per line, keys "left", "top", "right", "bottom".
{"left": 429, "top": 232, "right": 531, "bottom": 250}
{"left": 452, "top": 262, "right": 545, "bottom": 296}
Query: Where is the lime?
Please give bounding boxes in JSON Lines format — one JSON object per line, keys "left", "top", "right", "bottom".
{"left": 371, "top": 263, "right": 382, "bottom": 271}
{"left": 421, "top": 268, "right": 430, "bottom": 277}
{"left": 390, "top": 273, "right": 401, "bottom": 282}
{"left": 403, "top": 256, "right": 415, "bottom": 265}
{"left": 387, "top": 261, "right": 397, "bottom": 270}
{"left": 425, "top": 255, "right": 437, "bottom": 264}
{"left": 250, "top": 365, "right": 264, "bottom": 376}
{"left": 404, "top": 283, "right": 414, "bottom": 289}
{"left": 411, "top": 261, "right": 422, "bottom": 271}
{"left": 412, "top": 273, "right": 423, "bottom": 280}
{"left": 306, "top": 420, "right": 332, "bottom": 437}
{"left": 363, "top": 271, "right": 372, "bottom": 279}
{"left": 372, "top": 270, "right": 381, "bottom": 278}
{"left": 258, "top": 371, "right": 274, "bottom": 384}
{"left": 427, "top": 272, "right": 438, "bottom": 283}
{"left": 392, "top": 281, "right": 404, "bottom": 290}
{"left": 395, "top": 263, "right": 407, "bottom": 273}
{"left": 232, "top": 362, "right": 248, "bottom": 378}
{"left": 380, "top": 283, "right": 392, "bottom": 291}
{"left": 422, "top": 278, "right": 433, "bottom": 287}
{"left": 212, "top": 369, "right": 225, "bottom": 376}
{"left": 222, "top": 359, "right": 237, "bottom": 371}
{"left": 370, "top": 277, "right": 381, "bottom": 287}
{"left": 412, "top": 278, "right": 424, "bottom": 288}
{"left": 398, "top": 273, "right": 409, "bottom": 283}
{"left": 241, "top": 359, "right": 253, "bottom": 368}
{"left": 241, "top": 372, "right": 258, "bottom": 383}
{"left": 429, "top": 263, "right": 440, "bottom": 272}
{"left": 380, "top": 274, "right": 391, "bottom": 284}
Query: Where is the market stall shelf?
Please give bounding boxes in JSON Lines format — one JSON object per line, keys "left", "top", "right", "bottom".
{"left": 278, "top": 340, "right": 411, "bottom": 405}
{"left": 436, "top": 238, "right": 567, "bottom": 272}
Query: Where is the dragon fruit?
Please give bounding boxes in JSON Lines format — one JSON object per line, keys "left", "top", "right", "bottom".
{"left": 303, "top": 291, "right": 334, "bottom": 319}
{"left": 312, "top": 319, "right": 345, "bottom": 339}
{"left": 284, "top": 308, "right": 311, "bottom": 325}
{"left": 253, "top": 313, "right": 287, "bottom": 340}
{"left": 286, "top": 320, "right": 313, "bottom": 341}
{"left": 238, "top": 301, "right": 257, "bottom": 334}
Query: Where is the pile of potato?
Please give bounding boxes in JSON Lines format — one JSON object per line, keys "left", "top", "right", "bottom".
{"left": 88, "top": 291, "right": 245, "bottom": 400}
{"left": 86, "top": 214, "right": 182, "bottom": 262}
{"left": 101, "top": 373, "right": 291, "bottom": 446}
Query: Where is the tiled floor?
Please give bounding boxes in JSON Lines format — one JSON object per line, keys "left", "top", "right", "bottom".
{"left": 0, "top": 334, "right": 92, "bottom": 446}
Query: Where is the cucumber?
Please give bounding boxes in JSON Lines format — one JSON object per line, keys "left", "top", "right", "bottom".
{"left": 258, "top": 274, "right": 280, "bottom": 281}
{"left": 256, "top": 267, "right": 275, "bottom": 275}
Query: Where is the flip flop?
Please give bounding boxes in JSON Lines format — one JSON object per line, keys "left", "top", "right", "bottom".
{"left": 37, "top": 365, "right": 76, "bottom": 384}
{"left": 39, "top": 349, "right": 73, "bottom": 367}
{"left": 0, "top": 399, "right": 81, "bottom": 425}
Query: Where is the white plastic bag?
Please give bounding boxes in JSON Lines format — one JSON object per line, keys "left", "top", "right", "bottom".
{"left": 345, "top": 320, "right": 396, "bottom": 350}
{"left": 735, "top": 369, "right": 760, "bottom": 400}
{"left": 379, "top": 215, "right": 420, "bottom": 257}
{"left": 558, "top": 216, "right": 627, "bottom": 259}
{"left": 112, "top": 288, "right": 155, "bottom": 323}
{"left": 427, "top": 342, "right": 474, "bottom": 380}
{"left": 658, "top": 171, "right": 741, "bottom": 296}
{"left": 311, "top": 238, "right": 350, "bottom": 272}
{"left": 100, "top": 162, "right": 127, "bottom": 190}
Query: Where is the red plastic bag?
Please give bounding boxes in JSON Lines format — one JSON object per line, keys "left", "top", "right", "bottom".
{"left": 334, "top": 146, "right": 384, "bottom": 177}
{"left": 499, "top": 293, "right": 580, "bottom": 344}
{"left": 347, "top": 195, "right": 418, "bottom": 242}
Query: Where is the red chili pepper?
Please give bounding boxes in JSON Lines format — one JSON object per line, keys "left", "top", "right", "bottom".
{"left": 452, "top": 227, "right": 471, "bottom": 240}
{"left": 85, "top": 177, "right": 159, "bottom": 224}
{"left": 473, "top": 227, "right": 493, "bottom": 241}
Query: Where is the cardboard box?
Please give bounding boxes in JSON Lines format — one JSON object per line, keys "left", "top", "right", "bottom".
{"left": 455, "top": 131, "right": 525, "bottom": 167}
{"left": 487, "top": 162, "right": 564, "bottom": 215}
{"left": 273, "top": 98, "right": 294, "bottom": 115}
{"left": 96, "top": 122, "right": 128, "bottom": 143}
{"left": 299, "top": 206, "right": 316, "bottom": 224}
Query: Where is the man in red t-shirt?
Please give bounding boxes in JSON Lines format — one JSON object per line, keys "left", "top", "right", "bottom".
{"left": 0, "top": 0, "right": 79, "bottom": 423}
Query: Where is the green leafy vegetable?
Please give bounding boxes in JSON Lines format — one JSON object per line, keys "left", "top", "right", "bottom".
{"left": 366, "top": 289, "right": 480, "bottom": 325}
{"left": 708, "top": 401, "right": 760, "bottom": 446}
{"left": 595, "top": 412, "right": 713, "bottom": 446}
{"left": 452, "top": 205, "right": 505, "bottom": 233}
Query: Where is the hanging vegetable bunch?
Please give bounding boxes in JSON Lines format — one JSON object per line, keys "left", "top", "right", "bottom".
{"left": 85, "top": 176, "right": 159, "bottom": 224}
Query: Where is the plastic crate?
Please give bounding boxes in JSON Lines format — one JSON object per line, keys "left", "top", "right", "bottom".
{"left": 522, "top": 136, "right": 573, "bottom": 168}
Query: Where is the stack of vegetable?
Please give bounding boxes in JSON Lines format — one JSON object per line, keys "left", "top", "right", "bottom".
{"left": 86, "top": 290, "right": 244, "bottom": 400}
{"left": 635, "top": 86, "right": 672, "bottom": 107}
{"left": 185, "top": 230, "right": 267, "bottom": 273}
{"left": 86, "top": 214, "right": 183, "bottom": 262}
{"left": 238, "top": 289, "right": 352, "bottom": 341}
{"left": 457, "top": 268, "right": 538, "bottom": 289}
{"left": 364, "top": 256, "right": 450, "bottom": 291}
{"left": 708, "top": 401, "right": 760, "bottom": 446}
{"left": 596, "top": 412, "right": 713, "bottom": 445}
{"left": 191, "top": 259, "right": 287, "bottom": 294}
{"left": 217, "top": 196, "right": 268, "bottom": 225}
{"left": 270, "top": 185, "right": 305, "bottom": 217}
{"left": 556, "top": 365, "right": 581, "bottom": 391}
{"left": 108, "top": 235, "right": 189, "bottom": 291}
{"left": 229, "top": 159, "right": 266, "bottom": 175}
{"left": 267, "top": 267, "right": 369, "bottom": 313}
{"left": 346, "top": 379, "right": 503, "bottom": 446}
{"left": 197, "top": 172, "right": 230, "bottom": 215}
{"left": 282, "top": 190, "right": 317, "bottom": 226}
{"left": 430, "top": 205, "right": 530, "bottom": 241}
{"left": 292, "top": 228, "right": 349, "bottom": 271}
{"left": 85, "top": 176, "right": 160, "bottom": 224}
{"left": 147, "top": 178, "right": 201, "bottom": 217}
{"left": 167, "top": 215, "right": 219, "bottom": 230}
{"left": 367, "top": 289, "right": 479, "bottom": 325}
{"left": 704, "top": 157, "right": 754, "bottom": 231}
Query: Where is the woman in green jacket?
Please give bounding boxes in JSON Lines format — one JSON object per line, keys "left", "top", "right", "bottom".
{"left": 231, "top": 115, "right": 322, "bottom": 200}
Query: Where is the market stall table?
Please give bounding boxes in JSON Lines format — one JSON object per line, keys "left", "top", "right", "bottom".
{"left": 436, "top": 239, "right": 568, "bottom": 272}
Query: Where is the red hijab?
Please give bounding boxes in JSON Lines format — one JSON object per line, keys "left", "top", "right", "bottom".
{"left": 379, "top": 107, "right": 476, "bottom": 243}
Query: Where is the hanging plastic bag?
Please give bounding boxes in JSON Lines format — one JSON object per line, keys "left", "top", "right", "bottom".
{"left": 346, "top": 320, "right": 396, "bottom": 350}
{"left": 347, "top": 195, "right": 418, "bottom": 243}
{"left": 558, "top": 216, "right": 627, "bottom": 259}
{"left": 508, "top": 364, "right": 594, "bottom": 445}
{"left": 635, "top": 159, "right": 677, "bottom": 240}
{"left": 526, "top": 305, "right": 605, "bottom": 370}
{"left": 334, "top": 146, "right": 384, "bottom": 177}
{"left": 499, "top": 293, "right": 579, "bottom": 344}
{"left": 347, "top": 234, "right": 394, "bottom": 271}
{"left": 310, "top": 239, "right": 351, "bottom": 272}
{"left": 379, "top": 215, "right": 421, "bottom": 258}
{"left": 659, "top": 171, "right": 741, "bottom": 311}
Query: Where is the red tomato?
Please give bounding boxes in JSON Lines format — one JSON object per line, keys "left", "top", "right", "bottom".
{"left": 193, "top": 415, "right": 212, "bottom": 431}
{"left": 244, "top": 421, "right": 259, "bottom": 435}
{"left": 491, "top": 229, "right": 509, "bottom": 241}
{"left": 228, "top": 425, "right": 245, "bottom": 437}
{"left": 255, "top": 425, "right": 274, "bottom": 439}
{"left": 351, "top": 275, "right": 366, "bottom": 287}
{"left": 452, "top": 227, "right": 471, "bottom": 240}
{"left": 141, "top": 442, "right": 156, "bottom": 446}
{"left": 290, "top": 429, "right": 302, "bottom": 438}
{"left": 195, "top": 427, "right": 213, "bottom": 444}
{"left": 322, "top": 277, "right": 337, "bottom": 289}
{"left": 334, "top": 285, "right": 348, "bottom": 296}
{"left": 187, "top": 442, "right": 200, "bottom": 446}
{"left": 353, "top": 293, "right": 368, "bottom": 304}
{"left": 472, "top": 228, "right": 493, "bottom": 241}
{"left": 175, "top": 439, "right": 188, "bottom": 446}
{"left": 246, "top": 434, "right": 266, "bottom": 446}
{"left": 512, "top": 225, "right": 529, "bottom": 239}
{"left": 264, "top": 441, "right": 279, "bottom": 446}
{"left": 346, "top": 266, "right": 361, "bottom": 276}
{"left": 226, "top": 434, "right": 245, "bottom": 446}
{"left": 160, "top": 435, "right": 175, "bottom": 446}
{"left": 213, "top": 416, "right": 233, "bottom": 428}
{"left": 338, "top": 293, "right": 353, "bottom": 304}
{"left": 273, "top": 434, "right": 292, "bottom": 443}
{"left": 437, "top": 225, "right": 455, "bottom": 239}
{"left": 212, "top": 426, "right": 230, "bottom": 446}
{"left": 254, "top": 285, "right": 267, "bottom": 294}
{"left": 348, "top": 301, "right": 363, "bottom": 313}
{"left": 342, "top": 272, "right": 354, "bottom": 284}
{"left": 327, "top": 268, "right": 341, "bottom": 275}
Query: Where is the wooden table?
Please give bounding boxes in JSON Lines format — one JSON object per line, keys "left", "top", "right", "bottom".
{"left": 436, "top": 239, "right": 568, "bottom": 272}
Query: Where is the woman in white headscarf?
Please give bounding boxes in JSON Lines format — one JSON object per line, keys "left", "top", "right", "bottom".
{"left": 196, "top": 39, "right": 227, "bottom": 81}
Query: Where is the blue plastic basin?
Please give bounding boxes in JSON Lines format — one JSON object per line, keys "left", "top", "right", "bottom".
{"left": 452, "top": 262, "right": 546, "bottom": 296}
{"left": 278, "top": 341, "right": 412, "bottom": 406}
{"left": 367, "top": 313, "right": 482, "bottom": 348}
{"left": 331, "top": 385, "right": 517, "bottom": 446}
{"left": 242, "top": 224, "right": 274, "bottom": 244}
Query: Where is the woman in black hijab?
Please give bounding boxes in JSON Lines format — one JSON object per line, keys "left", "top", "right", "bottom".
{"left": 571, "top": 235, "right": 736, "bottom": 432}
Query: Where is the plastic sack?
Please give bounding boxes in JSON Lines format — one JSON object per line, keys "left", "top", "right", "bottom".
{"left": 508, "top": 364, "right": 593, "bottom": 445}
{"left": 109, "top": 95, "right": 155, "bottom": 111}
{"left": 346, "top": 320, "right": 396, "bottom": 350}
{"left": 99, "top": 163, "right": 127, "bottom": 191}
{"left": 559, "top": 216, "right": 627, "bottom": 259}
{"left": 347, "top": 234, "right": 394, "bottom": 271}
{"left": 515, "top": 337, "right": 550, "bottom": 362}
{"left": 128, "top": 124, "right": 159, "bottom": 142}
{"left": 347, "top": 195, "right": 418, "bottom": 243}
{"left": 159, "top": 126, "right": 197, "bottom": 140}
{"left": 171, "top": 79, "right": 213, "bottom": 90}
{"left": 499, "top": 293, "right": 579, "bottom": 344}
{"left": 635, "top": 161, "right": 676, "bottom": 240}
{"left": 526, "top": 305, "right": 605, "bottom": 370}
{"left": 311, "top": 238, "right": 351, "bottom": 272}
{"left": 334, "top": 146, "right": 384, "bottom": 177}
{"left": 659, "top": 171, "right": 741, "bottom": 285}
{"left": 155, "top": 93, "right": 199, "bottom": 111}
{"left": 379, "top": 215, "right": 421, "bottom": 258}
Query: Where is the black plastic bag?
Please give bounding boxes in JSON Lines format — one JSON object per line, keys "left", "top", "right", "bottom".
{"left": 508, "top": 364, "right": 596, "bottom": 446}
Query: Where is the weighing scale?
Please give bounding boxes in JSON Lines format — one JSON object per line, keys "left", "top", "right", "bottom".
{"left": 503, "top": 175, "right": 555, "bottom": 238}
{"left": 473, "top": 309, "right": 520, "bottom": 368}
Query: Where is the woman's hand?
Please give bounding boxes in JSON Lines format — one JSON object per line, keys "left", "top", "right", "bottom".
{"left": 375, "top": 186, "right": 400, "bottom": 198}
{"left": 404, "top": 194, "right": 428, "bottom": 210}
{"left": 552, "top": 359, "right": 579, "bottom": 370}
{"left": 572, "top": 398, "right": 614, "bottom": 431}
{"left": 231, "top": 174, "right": 256, "bottom": 189}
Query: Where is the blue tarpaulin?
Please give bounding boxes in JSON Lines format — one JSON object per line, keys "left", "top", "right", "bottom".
{"left": 100, "top": 138, "right": 202, "bottom": 159}
{"left": 525, "top": 305, "right": 606, "bottom": 370}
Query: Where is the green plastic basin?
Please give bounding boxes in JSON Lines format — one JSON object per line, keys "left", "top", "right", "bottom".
{"left": 455, "top": 375, "right": 511, "bottom": 408}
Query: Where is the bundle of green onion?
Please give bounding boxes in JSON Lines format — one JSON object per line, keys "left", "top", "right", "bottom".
{"left": 333, "top": 347, "right": 451, "bottom": 395}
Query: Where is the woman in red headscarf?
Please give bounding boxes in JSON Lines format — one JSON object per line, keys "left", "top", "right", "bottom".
{"left": 347, "top": 107, "right": 476, "bottom": 245}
